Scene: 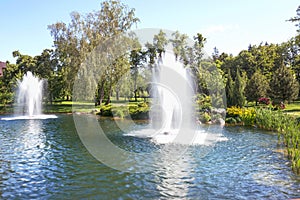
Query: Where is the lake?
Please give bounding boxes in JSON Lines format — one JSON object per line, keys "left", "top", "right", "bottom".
{"left": 0, "top": 114, "right": 300, "bottom": 199}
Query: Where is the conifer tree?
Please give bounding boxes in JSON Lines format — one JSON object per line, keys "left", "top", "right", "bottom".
{"left": 225, "top": 69, "right": 234, "bottom": 107}
{"left": 245, "top": 70, "right": 269, "bottom": 105}
{"left": 269, "top": 63, "right": 299, "bottom": 102}
{"left": 233, "top": 68, "right": 246, "bottom": 107}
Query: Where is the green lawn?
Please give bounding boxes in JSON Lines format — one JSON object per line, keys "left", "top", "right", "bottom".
{"left": 0, "top": 99, "right": 148, "bottom": 115}
{"left": 284, "top": 100, "right": 300, "bottom": 117}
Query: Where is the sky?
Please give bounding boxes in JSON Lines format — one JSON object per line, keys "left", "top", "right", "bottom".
{"left": 0, "top": 0, "right": 299, "bottom": 63}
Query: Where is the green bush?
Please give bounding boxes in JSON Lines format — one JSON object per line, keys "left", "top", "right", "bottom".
{"left": 99, "top": 102, "right": 150, "bottom": 119}
{"left": 100, "top": 104, "right": 113, "bottom": 116}
{"left": 225, "top": 117, "right": 237, "bottom": 124}
{"left": 199, "top": 112, "right": 211, "bottom": 123}
{"left": 112, "top": 106, "right": 129, "bottom": 119}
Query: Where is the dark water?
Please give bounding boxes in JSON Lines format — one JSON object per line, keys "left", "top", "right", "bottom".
{"left": 0, "top": 115, "right": 300, "bottom": 199}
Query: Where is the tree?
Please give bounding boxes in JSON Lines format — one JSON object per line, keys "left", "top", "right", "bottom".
{"left": 232, "top": 68, "right": 246, "bottom": 107}
{"left": 225, "top": 69, "right": 234, "bottom": 107}
{"left": 269, "top": 63, "right": 299, "bottom": 103}
{"left": 153, "top": 30, "right": 169, "bottom": 58}
{"left": 212, "top": 47, "right": 219, "bottom": 62}
{"left": 35, "top": 49, "right": 61, "bottom": 103}
{"left": 170, "top": 31, "right": 189, "bottom": 63}
{"left": 130, "top": 49, "right": 146, "bottom": 102}
{"left": 193, "top": 33, "right": 206, "bottom": 63}
{"left": 245, "top": 70, "right": 269, "bottom": 105}
{"left": 288, "top": 5, "right": 300, "bottom": 34}
{"left": 48, "top": 0, "right": 139, "bottom": 102}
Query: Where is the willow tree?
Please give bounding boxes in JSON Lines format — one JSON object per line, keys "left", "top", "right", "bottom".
{"left": 48, "top": 0, "right": 139, "bottom": 102}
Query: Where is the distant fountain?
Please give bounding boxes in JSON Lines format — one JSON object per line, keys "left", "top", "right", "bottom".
{"left": 1, "top": 71, "right": 57, "bottom": 120}
{"left": 15, "top": 71, "right": 43, "bottom": 116}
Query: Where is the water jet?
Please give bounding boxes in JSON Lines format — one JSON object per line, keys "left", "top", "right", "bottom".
{"left": 1, "top": 71, "right": 57, "bottom": 120}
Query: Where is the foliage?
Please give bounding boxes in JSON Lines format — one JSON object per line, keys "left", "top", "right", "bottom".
{"left": 198, "top": 112, "right": 211, "bottom": 123}
{"left": 196, "top": 94, "right": 212, "bottom": 111}
{"left": 225, "top": 69, "right": 234, "bottom": 107}
{"left": 269, "top": 63, "right": 299, "bottom": 103}
{"left": 258, "top": 97, "right": 271, "bottom": 105}
{"left": 288, "top": 5, "right": 300, "bottom": 34}
{"left": 226, "top": 106, "right": 256, "bottom": 125}
{"left": 99, "top": 102, "right": 150, "bottom": 119}
{"left": 153, "top": 29, "right": 169, "bottom": 58}
{"left": 48, "top": 0, "right": 139, "bottom": 102}
{"left": 232, "top": 69, "right": 246, "bottom": 107}
{"left": 170, "top": 31, "right": 189, "bottom": 63}
{"left": 255, "top": 108, "right": 300, "bottom": 173}
{"left": 245, "top": 70, "right": 270, "bottom": 104}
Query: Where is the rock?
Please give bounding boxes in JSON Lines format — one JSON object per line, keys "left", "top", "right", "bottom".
{"left": 215, "top": 118, "right": 225, "bottom": 126}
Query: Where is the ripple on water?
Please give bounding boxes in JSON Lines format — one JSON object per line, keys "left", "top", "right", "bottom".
{"left": 1, "top": 117, "right": 300, "bottom": 199}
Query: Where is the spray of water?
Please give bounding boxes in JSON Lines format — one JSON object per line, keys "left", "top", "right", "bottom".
{"left": 15, "top": 72, "right": 43, "bottom": 116}
{"left": 1, "top": 71, "right": 57, "bottom": 120}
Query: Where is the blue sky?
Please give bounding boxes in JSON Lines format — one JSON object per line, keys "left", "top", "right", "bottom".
{"left": 0, "top": 0, "right": 299, "bottom": 63}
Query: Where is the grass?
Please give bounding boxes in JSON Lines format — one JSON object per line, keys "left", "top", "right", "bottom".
{"left": 284, "top": 100, "right": 300, "bottom": 117}
{"left": 0, "top": 98, "right": 149, "bottom": 114}
{"left": 44, "top": 102, "right": 96, "bottom": 113}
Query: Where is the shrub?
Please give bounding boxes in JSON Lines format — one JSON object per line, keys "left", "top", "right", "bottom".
{"left": 258, "top": 97, "right": 270, "bottom": 105}
{"left": 199, "top": 112, "right": 211, "bottom": 123}
{"left": 100, "top": 104, "right": 113, "bottom": 116}
{"left": 226, "top": 106, "right": 256, "bottom": 125}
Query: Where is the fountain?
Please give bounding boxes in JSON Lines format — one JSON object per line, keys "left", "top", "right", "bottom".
{"left": 126, "top": 51, "right": 217, "bottom": 145}
{"left": 149, "top": 52, "right": 195, "bottom": 143}
{"left": 1, "top": 71, "right": 57, "bottom": 120}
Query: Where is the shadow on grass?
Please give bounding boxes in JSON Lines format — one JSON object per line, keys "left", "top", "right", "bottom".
{"left": 284, "top": 109, "right": 300, "bottom": 113}
{"left": 44, "top": 104, "right": 98, "bottom": 113}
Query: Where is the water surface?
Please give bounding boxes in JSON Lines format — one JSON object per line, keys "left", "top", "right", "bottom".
{"left": 0, "top": 115, "right": 300, "bottom": 199}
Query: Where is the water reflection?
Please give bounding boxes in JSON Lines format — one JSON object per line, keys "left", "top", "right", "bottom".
{"left": 153, "top": 146, "right": 196, "bottom": 199}
{"left": 22, "top": 120, "right": 45, "bottom": 150}
{"left": 0, "top": 119, "right": 49, "bottom": 199}
{"left": 1, "top": 117, "right": 300, "bottom": 199}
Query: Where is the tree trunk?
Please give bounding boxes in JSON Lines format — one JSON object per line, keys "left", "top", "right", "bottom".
{"left": 105, "top": 85, "right": 112, "bottom": 105}
{"left": 134, "top": 69, "right": 137, "bottom": 102}
{"left": 116, "top": 89, "right": 120, "bottom": 101}
{"left": 99, "top": 87, "right": 104, "bottom": 106}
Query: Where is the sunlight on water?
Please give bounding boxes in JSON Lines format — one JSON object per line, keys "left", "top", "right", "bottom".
{"left": 1, "top": 115, "right": 57, "bottom": 121}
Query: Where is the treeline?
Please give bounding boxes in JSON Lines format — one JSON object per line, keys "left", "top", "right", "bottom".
{"left": 1, "top": 1, "right": 300, "bottom": 110}
{"left": 221, "top": 39, "right": 300, "bottom": 107}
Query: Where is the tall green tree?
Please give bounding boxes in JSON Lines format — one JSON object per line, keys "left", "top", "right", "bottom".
{"left": 232, "top": 68, "right": 246, "bottom": 107}
{"left": 153, "top": 30, "right": 169, "bottom": 58}
{"left": 225, "top": 69, "right": 234, "bottom": 107}
{"left": 269, "top": 63, "right": 299, "bottom": 103}
{"left": 170, "top": 31, "right": 189, "bottom": 63}
{"left": 245, "top": 70, "right": 269, "bottom": 105}
{"left": 48, "top": 0, "right": 139, "bottom": 101}
{"left": 193, "top": 33, "right": 206, "bottom": 63}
